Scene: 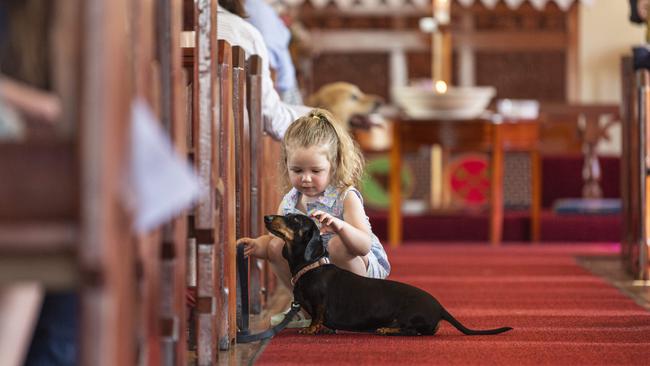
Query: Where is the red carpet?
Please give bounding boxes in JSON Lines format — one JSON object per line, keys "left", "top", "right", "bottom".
{"left": 367, "top": 210, "right": 621, "bottom": 242}
{"left": 257, "top": 243, "right": 650, "bottom": 365}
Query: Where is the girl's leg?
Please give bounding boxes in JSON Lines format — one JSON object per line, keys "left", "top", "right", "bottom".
{"left": 327, "top": 236, "right": 368, "bottom": 277}
{"left": 266, "top": 236, "right": 293, "bottom": 289}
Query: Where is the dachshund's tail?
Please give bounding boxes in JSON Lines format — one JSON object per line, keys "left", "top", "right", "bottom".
{"left": 442, "top": 308, "right": 512, "bottom": 335}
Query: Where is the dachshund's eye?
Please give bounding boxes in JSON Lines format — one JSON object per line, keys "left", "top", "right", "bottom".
{"left": 350, "top": 94, "right": 359, "bottom": 101}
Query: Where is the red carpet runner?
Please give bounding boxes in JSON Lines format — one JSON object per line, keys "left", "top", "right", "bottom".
{"left": 257, "top": 243, "right": 650, "bottom": 365}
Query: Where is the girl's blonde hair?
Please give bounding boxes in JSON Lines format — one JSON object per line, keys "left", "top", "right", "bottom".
{"left": 279, "top": 108, "right": 364, "bottom": 193}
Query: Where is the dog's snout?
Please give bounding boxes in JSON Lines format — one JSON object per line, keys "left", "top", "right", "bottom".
{"left": 264, "top": 215, "right": 273, "bottom": 224}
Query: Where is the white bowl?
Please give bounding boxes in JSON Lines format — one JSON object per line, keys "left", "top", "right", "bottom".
{"left": 392, "top": 85, "right": 496, "bottom": 120}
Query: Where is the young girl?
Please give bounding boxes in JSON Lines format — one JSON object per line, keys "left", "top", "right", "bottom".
{"left": 237, "top": 108, "right": 390, "bottom": 327}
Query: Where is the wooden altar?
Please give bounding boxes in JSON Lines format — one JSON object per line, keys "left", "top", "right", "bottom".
{"left": 388, "top": 115, "right": 541, "bottom": 247}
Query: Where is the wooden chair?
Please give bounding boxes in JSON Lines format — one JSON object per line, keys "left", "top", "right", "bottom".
{"left": 0, "top": 1, "right": 136, "bottom": 365}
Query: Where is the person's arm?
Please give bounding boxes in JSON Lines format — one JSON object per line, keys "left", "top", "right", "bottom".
{"left": 237, "top": 203, "right": 285, "bottom": 258}
{"left": 258, "top": 50, "right": 310, "bottom": 140}
{"left": 250, "top": 23, "right": 310, "bottom": 140}
{"left": 312, "top": 191, "right": 372, "bottom": 257}
{"left": 0, "top": 75, "right": 61, "bottom": 123}
{"left": 217, "top": 10, "right": 310, "bottom": 140}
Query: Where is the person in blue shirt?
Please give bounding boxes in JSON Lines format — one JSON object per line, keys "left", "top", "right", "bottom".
{"left": 244, "top": 0, "right": 303, "bottom": 104}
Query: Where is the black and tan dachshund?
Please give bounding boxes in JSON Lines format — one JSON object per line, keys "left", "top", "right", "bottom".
{"left": 264, "top": 213, "right": 513, "bottom": 336}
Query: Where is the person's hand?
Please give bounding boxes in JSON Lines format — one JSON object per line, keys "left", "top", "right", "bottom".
{"left": 311, "top": 210, "right": 344, "bottom": 234}
{"left": 237, "top": 237, "right": 260, "bottom": 257}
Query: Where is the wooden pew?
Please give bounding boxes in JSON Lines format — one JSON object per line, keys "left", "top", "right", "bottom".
{"left": 131, "top": 1, "right": 188, "bottom": 365}
{"left": 246, "top": 54, "right": 266, "bottom": 312}
{"left": 216, "top": 39, "right": 237, "bottom": 351}
{"left": 260, "top": 121, "right": 283, "bottom": 299}
{"left": 189, "top": 0, "right": 220, "bottom": 364}
{"left": 157, "top": 0, "right": 189, "bottom": 363}
{"left": 232, "top": 45, "right": 255, "bottom": 323}
{"left": 131, "top": 2, "right": 163, "bottom": 364}
{"left": 234, "top": 46, "right": 252, "bottom": 270}
{"left": 0, "top": 1, "right": 137, "bottom": 366}
{"left": 233, "top": 48, "right": 275, "bottom": 326}
{"left": 180, "top": 2, "right": 285, "bottom": 360}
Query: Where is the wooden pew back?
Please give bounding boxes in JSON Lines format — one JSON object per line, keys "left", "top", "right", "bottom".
{"left": 246, "top": 54, "right": 266, "bottom": 311}
{"left": 0, "top": 1, "right": 136, "bottom": 365}
{"left": 215, "top": 39, "right": 237, "bottom": 350}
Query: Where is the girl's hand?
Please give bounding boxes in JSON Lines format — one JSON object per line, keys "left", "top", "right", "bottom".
{"left": 311, "top": 210, "right": 344, "bottom": 234}
{"left": 236, "top": 237, "right": 260, "bottom": 257}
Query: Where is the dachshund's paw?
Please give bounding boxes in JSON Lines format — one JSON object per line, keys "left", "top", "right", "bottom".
{"left": 376, "top": 327, "right": 402, "bottom": 336}
{"left": 299, "top": 326, "right": 320, "bottom": 335}
{"left": 299, "top": 324, "right": 334, "bottom": 335}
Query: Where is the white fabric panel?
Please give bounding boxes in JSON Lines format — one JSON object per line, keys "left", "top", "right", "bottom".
{"left": 553, "top": 0, "right": 576, "bottom": 10}
{"left": 410, "top": 0, "right": 430, "bottom": 8}
{"left": 457, "top": 0, "right": 476, "bottom": 7}
{"left": 310, "top": 0, "right": 331, "bottom": 8}
{"left": 529, "top": 0, "right": 549, "bottom": 9}
{"left": 481, "top": 0, "right": 500, "bottom": 8}
{"left": 333, "top": 0, "right": 353, "bottom": 9}
{"left": 504, "top": 0, "right": 526, "bottom": 9}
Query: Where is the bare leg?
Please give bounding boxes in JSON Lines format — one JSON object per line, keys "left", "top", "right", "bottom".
{"left": 266, "top": 236, "right": 293, "bottom": 290}
{"left": 327, "top": 236, "right": 368, "bottom": 277}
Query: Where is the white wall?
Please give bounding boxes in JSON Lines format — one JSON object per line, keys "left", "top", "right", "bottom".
{"left": 579, "top": 0, "right": 644, "bottom": 102}
{"left": 579, "top": 0, "right": 644, "bottom": 154}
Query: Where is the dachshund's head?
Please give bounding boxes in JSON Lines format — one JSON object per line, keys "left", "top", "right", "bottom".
{"left": 264, "top": 214, "right": 327, "bottom": 273}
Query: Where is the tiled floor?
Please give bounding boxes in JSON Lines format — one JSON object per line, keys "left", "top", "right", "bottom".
{"left": 216, "top": 286, "right": 292, "bottom": 365}
{"left": 579, "top": 255, "right": 650, "bottom": 311}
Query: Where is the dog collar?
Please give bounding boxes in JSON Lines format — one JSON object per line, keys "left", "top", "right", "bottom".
{"left": 291, "top": 257, "right": 330, "bottom": 286}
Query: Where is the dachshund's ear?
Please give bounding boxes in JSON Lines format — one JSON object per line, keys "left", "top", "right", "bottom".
{"left": 304, "top": 229, "right": 324, "bottom": 262}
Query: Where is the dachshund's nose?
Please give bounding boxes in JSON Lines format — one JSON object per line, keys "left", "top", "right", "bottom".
{"left": 264, "top": 215, "right": 273, "bottom": 223}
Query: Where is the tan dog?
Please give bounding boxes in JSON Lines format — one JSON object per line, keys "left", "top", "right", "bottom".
{"left": 307, "top": 82, "right": 383, "bottom": 131}
{"left": 308, "top": 82, "right": 390, "bottom": 151}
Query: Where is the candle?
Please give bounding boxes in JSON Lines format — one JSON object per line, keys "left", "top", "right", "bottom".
{"left": 435, "top": 80, "right": 448, "bottom": 94}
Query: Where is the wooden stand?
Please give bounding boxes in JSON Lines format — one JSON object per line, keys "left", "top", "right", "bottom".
{"left": 389, "top": 116, "right": 541, "bottom": 247}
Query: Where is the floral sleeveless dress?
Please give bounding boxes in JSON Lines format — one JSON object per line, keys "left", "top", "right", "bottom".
{"left": 279, "top": 185, "right": 390, "bottom": 278}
